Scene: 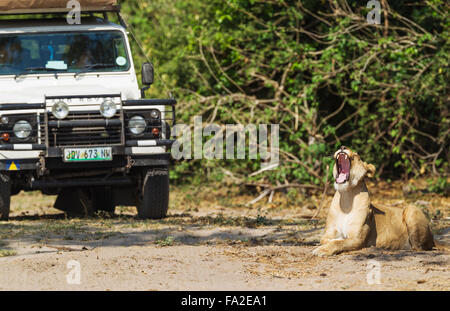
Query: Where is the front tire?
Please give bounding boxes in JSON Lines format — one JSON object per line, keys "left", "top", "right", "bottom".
{"left": 0, "top": 173, "right": 11, "bottom": 221}
{"left": 136, "top": 168, "right": 169, "bottom": 219}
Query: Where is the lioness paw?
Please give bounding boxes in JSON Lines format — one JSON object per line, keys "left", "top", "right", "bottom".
{"left": 312, "top": 245, "right": 336, "bottom": 257}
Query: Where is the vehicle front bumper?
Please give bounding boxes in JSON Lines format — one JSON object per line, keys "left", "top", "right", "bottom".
{"left": 0, "top": 141, "right": 174, "bottom": 171}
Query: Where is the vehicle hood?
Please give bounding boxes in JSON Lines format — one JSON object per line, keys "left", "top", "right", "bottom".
{"left": 0, "top": 73, "right": 141, "bottom": 104}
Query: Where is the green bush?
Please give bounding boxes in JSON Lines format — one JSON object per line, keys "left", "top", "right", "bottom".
{"left": 122, "top": 0, "right": 449, "bottom": 186}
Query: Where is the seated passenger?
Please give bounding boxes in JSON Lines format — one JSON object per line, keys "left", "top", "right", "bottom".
{"left": 77, "top": 50, "right": 95, "bottom": 68}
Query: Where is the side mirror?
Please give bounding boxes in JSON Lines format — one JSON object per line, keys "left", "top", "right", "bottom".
{"left": 142, "top": 62, "right": 154, "bottom": 86}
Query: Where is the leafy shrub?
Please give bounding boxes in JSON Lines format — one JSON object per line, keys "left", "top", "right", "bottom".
{"left": 122, "top": 0, "right": 449, "bottom": 186}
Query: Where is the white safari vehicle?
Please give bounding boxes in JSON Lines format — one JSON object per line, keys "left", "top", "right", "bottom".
{"left": 0, "top": 2, "right": 175, "bottom": 220}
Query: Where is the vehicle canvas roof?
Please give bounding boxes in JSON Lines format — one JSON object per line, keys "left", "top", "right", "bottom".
{"left": 0, "top": 0, "right": 118, "bottom": 14}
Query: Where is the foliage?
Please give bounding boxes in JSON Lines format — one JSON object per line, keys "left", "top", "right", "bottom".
{"left": 121, "top": 0, "right": 449, "bottom": 187}
{"left": 427, "top": 176, "right": 449, "bottom": 195}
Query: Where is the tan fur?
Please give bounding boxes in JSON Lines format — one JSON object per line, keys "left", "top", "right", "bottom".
{"left": 312, "top": 147, "right": 435, "bottom": 256}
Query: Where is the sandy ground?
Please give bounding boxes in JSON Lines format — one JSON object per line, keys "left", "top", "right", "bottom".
{"left": 0, "top": 180, "right": 449, "bottom": 291}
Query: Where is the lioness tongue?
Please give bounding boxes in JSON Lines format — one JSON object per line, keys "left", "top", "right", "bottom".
{"left": 336, "top": 173, "right": 347, "bottom": 183}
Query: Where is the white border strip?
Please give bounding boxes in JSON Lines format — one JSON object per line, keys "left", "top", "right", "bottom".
{"left": 137, "top": 140, "right": 157, "bottom": 147}
{"left": 0, "top": 151, "right": 40, "bottom": 159}
{"left": 131, "top": 147, "right": 165, "bottom": 154}
{"left": 13, "top": 144, "right": 33, "bottom": 150}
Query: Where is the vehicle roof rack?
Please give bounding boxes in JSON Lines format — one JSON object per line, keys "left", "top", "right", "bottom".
{"left": 0, "top": 4, "right": 126, "bottom": 28}
{"left": 0, "top": 4, "right": 120, "bottom": 15}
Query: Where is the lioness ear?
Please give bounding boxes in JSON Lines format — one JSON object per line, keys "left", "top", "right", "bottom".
{"left": 364, "top": 163, "right": 376, "bottom": 178}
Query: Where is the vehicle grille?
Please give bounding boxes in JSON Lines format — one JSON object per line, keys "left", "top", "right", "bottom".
{"left": 42, "top": 111, "right": 123, "bottom": 147}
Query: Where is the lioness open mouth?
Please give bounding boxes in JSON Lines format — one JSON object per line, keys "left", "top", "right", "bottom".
{"left": 335, "top": 152, "right": 350, "bottom": 184}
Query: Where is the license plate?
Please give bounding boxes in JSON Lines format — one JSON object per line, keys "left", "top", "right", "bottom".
{"left": 63, "top": 147, "right": 113, "bottom": 162}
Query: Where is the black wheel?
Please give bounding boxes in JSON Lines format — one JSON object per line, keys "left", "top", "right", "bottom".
{"left": 136, "top": 168, "right": 169, "bottom": 219}
{"left": 92, "top": 187, "right": 116, "bottom": 214}
{"left": 0, "top": 173, "right": 11, "bottom": 221}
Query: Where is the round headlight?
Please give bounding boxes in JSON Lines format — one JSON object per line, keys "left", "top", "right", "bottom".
{"left": 100, "top": 100, "right": 117, "bottom": 119}
{"left": 128, "top": 115, "right": 147, "bottom": 135}
{"left": 13, "top": 120, "right": 32, "bottom": 139}
{"left": 52, "top": 101, "right": 69, "bottom": 120}
{"left": 150, "top": 110, "right": 160, "bottom": 119}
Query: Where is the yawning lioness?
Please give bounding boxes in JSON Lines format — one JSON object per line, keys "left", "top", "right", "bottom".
{"left": 312, "top": 146, "right": 435, "bottom": 256}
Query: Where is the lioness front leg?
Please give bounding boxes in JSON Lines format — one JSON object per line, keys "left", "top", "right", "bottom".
{"left": 312, "top": 226, "right": 339, "bottom": 256}
{"left": 316, "top": 196, "right": 341, "bottom": 246}
{"left": 314, "top": 224, "right": 370, "bottom": 256}
{"left": 319, "top": 228, "right": 337, "bottom": 245}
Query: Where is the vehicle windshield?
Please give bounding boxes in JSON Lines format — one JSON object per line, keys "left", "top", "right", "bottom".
{"left": 0, "top": 31, "right": 130, "bottom": 76}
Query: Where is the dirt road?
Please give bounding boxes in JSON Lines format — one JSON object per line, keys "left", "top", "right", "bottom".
{"left": 0, "top": 181, "right": 449, "bottom": 291}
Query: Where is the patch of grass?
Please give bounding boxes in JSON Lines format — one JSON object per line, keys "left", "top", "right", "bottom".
{"left": 155, "top": 236, "right": 175, "bottom": 247}
{"left": 159, "top": 213, "right": 320, "bottom": 229}
{"left": 0, "top": 249, "right": 17, "bottom": 257}
{"left": 0, "top": 223, "right": 29, "bottom": 240}
{"left": 42, "top": 220, "right": 88, "bottom": 234}
{"left": 2, "top": 181, "right": 446, "bottom": 250}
